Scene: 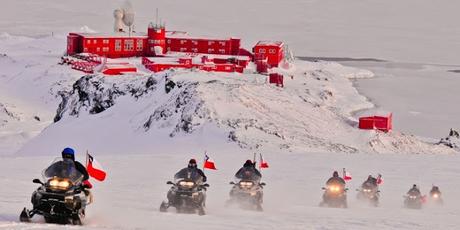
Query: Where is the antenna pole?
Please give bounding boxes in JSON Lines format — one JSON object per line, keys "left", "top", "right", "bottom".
{"left": 156, "top": 8, "right": 159, "bottom": 26}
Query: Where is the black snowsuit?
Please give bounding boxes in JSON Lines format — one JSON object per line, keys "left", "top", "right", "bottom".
{"left": 408, "top": 187, "right": 421, "bottom": 196}
{"left": 326, "top": 176, "right": 346, "bottom": 186}
{"left": 187, "top": 166, "right": 207, "bottom": 182}
{"left": 74, "top": 161, "right": 89, "bottom": 181}
{"left": 235, "top": 164, "right": 262, "bottom": 180}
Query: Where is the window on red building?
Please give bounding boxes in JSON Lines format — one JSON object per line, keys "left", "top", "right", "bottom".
{"left": 136, "top": 40, "right": 143, "bottom": 51}
{"left": 115, "top": 40, "right": 121, "bottom": 51}
{"left": 124, "top": 39, "right": 134, "bottom": 51}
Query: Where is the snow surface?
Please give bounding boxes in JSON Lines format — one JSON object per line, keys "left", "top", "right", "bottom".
{"left": 2, "top": 152, "right": 460, "bottom": 230}
{"left": 1, "top": 0, "right": 460, "bottom": 229}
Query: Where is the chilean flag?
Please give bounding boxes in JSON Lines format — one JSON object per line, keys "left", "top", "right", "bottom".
{"left": 86, "top": 152, "right": 107, "bottom": 181}
{"left": 259, "top": 154, "right": 269, "bottom": 169}
{"left": 377, "top": 174, "right": 383, "bottom": 185}
{"left": 342, "top": 168, "right": 352, "bottom": 181}
{"left": 203, "top": 154, "right": 217, "bottom": 170}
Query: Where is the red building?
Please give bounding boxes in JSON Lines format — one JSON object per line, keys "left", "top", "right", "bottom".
{"left": 67, "top": 23, "right": 243, "bottom": 58}
{"left": 253, "top": 41, "right": 285, "bottom": 67}
{"left": 66, "top": 23, "right": 286, "bottom": 74}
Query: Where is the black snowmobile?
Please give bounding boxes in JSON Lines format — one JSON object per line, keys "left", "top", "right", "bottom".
{"left": 429, "top": 186, "right": 443, "bottom": 205}
{"left": 160, "top": 168, "right": 209, "bottom": 215}
{"left": 227, "top": 168, "right": 265, "bottom": 211}
{"left": 320, "top": 183, "right": 348, "bottom": 208}
{"left": 20, "top": 158, "right": 91, "bottom": 225}
{"left": 404, "top": 193, "right": 424, "bottom": 209}
{"left": 356, "top": 182, "right": 380, "bottom": 206}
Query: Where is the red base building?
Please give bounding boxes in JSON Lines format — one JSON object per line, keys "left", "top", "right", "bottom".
{"left": 66, "top": 22, "right": 286, "bottom": 74}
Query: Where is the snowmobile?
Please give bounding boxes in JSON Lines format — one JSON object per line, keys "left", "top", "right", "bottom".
{"left": 404, "top": 194, "right": 424, "bottom": 209}
{"left": 19, "top": 158, "right": 91, "bottom": 225}
{"left": 429, "top": 186, "right": 443, "bottom": 205}
{"left": 160, "top": 168, "right": 209, "bottom": 215}
{"left": 227, "top": 168, "right": 265, "bottom": 211}
{"left": 356, "top": 182, "right": 380, "bottom": 206}
{"left": 320, "top": 184, "right": 348, "bottom": 208}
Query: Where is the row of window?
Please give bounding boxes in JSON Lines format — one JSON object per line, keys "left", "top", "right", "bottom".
{"left": 86, "top": 39, "right": 110, "bottom": 44}
{"left": 172, "top": 47, "right": 227, "bottom": 54}
{"left": 168, "top": 39, "right": 227, "bottom": 46}
{"left": 85, "top": 38, "right": 232, "bottom": 47}
{"left": 258, "top": 48, "right": 277, "bottom": 54}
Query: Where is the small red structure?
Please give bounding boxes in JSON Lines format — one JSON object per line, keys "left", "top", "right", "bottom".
{"left": 359, "top": 113, "right": 393, "bottom": 132}
{"left": 102, "top": 64, "right": 137, "bottom": 75}
{"left": 269, "top": 73, "right": 284, "bottom": 87}
{"left": 253, "top": 41, "right": 285, "bottom": 67}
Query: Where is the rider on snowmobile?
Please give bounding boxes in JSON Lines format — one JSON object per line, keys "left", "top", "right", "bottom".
{"left": 235, "top": 160, "right": 262, "bottom": 180}
{"left": 60, "top": 147, "right": 89, "bottom": 181}
{"left": 430, "top": 186, "right": 441, "bottom": 196}
{"left": 326, "top": 171, "right": 346, "bottom": 187}
{"left": 407, "top": 184, "right": 421, "bottom": 196}
{"left": 361, "top": 175, "right": 379, "bottom": 190}
{"left": 181, "top": 159, "right": 207, "bottom": 182}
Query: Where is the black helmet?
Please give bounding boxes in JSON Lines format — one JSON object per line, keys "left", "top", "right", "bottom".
{"left": 333, "top": 171, "right": 339, "bottom": 177}
{"left": 188, "top": 159, "right": 197, "bottom": 168}
{"left": 243, "top": 159, "right": 253, "bottom": 167}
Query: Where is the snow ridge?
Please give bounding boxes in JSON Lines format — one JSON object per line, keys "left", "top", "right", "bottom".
{"left": 50, "top": 62, "right": 455, "bottom": 154}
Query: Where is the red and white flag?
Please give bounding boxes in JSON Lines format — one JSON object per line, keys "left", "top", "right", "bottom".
{"left": 342, "top": 168, "right": 352, "bottom": 181}
{"left": 259, "top": 153, "right": 269, "bottom": 169}
{"left": 203, "top": 154, "right": 217, "bottom": 170}
{"left": 86, "top": 152, "right": 107, "bottom": 181}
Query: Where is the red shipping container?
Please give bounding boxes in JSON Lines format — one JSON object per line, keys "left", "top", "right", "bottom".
{"left": 269, "top": 73, "right": 284, "bottom": 87}
{"left": 359, "top": 113, "right": 393, "bottom": 132}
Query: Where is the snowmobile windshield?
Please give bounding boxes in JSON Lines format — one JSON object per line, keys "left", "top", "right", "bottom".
{"left": 42, "top": 158, "right": 84, "bottom": 185}
{"left": 235, "top": 168, "right": 261, "bottom": 181}
{"left": 174, "top": 168, "right": 204, "bottom": 184}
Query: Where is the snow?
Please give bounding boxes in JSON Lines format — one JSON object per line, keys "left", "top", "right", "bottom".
{"left": 1, "top": 0, "right": 460, "bottom": 229}
{"left": 2, "top": 152, "right": 460, "bottom": 230}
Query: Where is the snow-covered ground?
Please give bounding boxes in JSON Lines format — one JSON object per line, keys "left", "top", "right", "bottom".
{"left": 1, "top": 0, "right": 460, "bottom": 229}
{"left": 2, "top": 151, "right": 460, "bottom": 230}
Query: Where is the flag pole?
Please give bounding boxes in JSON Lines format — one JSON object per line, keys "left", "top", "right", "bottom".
{"left": 259, "top": 153, "right": 262, "bottom": 171}
{"left": 203, "top": 150, "right": 207, "bottom": 171}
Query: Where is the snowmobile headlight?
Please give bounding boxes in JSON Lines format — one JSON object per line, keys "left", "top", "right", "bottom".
{"left": 329, "top": 185, "right": 341, "bottom": 192}
{"left": 409, "top": 195, "right": 416, "bottom": 199}
{"left": 239, "top": 181, "right": 254, "bottom": 188}
{"left": 179, "top": 181, "right": 195, "bottom": 188}
{"left": 433, "top": 193, "right": 439, "bottom": 199}
{"left": 48, "top": 178, "right": 71, "bottom": 190}
{"left": 49, "top": 179, "right": 60, "bottom": 187}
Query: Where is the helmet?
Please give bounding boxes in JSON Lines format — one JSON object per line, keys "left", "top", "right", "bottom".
{"left": 62, "top": 147, "right": 75, "bottom": 161}
{"left": 244, "top": 159, "right": 253, "bottom": 167}
{"left": 188, "top": 159, "right": 197, "bottom": 168}
{"left": 333, "top": 171, "right": 339, "bottom": 177}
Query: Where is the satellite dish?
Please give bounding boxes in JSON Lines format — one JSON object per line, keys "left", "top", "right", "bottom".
{"left": 121, "top": 1, "right": 135, "bottom": 35}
